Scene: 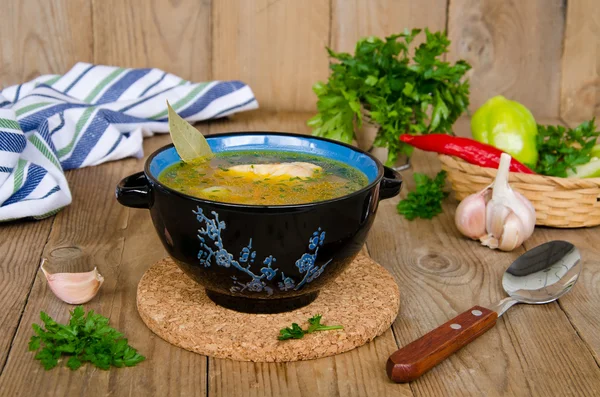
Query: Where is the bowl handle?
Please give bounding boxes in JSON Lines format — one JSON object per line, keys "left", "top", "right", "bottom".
{"left": 379, "top": 166, "right": 403, "bottom": 200}
{"left": 115, "top": 171, "right": 151, "bottom": 209}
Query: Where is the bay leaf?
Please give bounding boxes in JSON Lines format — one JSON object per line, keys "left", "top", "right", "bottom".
{"left": 167, "top": 101, "right": 214, "bottom": 163}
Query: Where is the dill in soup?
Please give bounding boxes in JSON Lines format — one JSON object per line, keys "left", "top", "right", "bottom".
{"left": 157, "top": 150, "right": 369, "bottom": 205}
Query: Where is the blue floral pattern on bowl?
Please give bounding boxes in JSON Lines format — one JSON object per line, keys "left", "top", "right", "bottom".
{"left": 194, "top": 207, "right": 330, "bottom": 295}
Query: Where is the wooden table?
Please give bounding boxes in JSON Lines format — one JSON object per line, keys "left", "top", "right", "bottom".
{"left": 1, "top": 112, "right": 599, "bottom": 397}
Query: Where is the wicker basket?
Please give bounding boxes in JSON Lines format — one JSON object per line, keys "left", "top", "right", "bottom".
{"left": 438, "top": 154, "right": 600, "bottom": 228}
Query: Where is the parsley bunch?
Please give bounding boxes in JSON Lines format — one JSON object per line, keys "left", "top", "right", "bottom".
{"left": 278, "top": 314, "right": 343, "bottom": 340}
{"left": 534, "top": 119, "right": 600, "bottom": 177}
{"left": 397, "top": 171, "right": 449, "bottom": 220}
{"left": 308, "top": 29, "right": 470, "bottom": 165}
{"left": 28, "top": 306, "right": 145, "bottom": 370}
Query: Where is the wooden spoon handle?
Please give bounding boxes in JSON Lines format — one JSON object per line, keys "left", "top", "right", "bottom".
{"left": 386, "top": 305, "right": 498, "bottom": 383}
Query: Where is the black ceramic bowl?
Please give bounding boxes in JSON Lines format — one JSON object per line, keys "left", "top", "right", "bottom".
{"left": 116, "top": 132, "right": 402, "bottom": 313}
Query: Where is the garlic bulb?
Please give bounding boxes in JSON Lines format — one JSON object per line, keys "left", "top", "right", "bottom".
{"left": 41, "top": 259, "right": 104, "bottom": 304}
{"left": 455, "top": 153, "right": 536, "bottom": 251}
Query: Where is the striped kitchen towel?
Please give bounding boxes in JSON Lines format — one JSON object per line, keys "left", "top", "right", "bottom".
{"left": 0, "top": 63, "right": 258, "bottom": 222}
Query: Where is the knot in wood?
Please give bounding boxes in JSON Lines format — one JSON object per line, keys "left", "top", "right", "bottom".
{"left": 49, "top": 246, "right": 83, "bottom": 259}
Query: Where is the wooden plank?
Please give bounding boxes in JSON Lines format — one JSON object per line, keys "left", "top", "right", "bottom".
{"left": 0, "top": 132, "right": 208, "bottom": 396}
{"left": 4, "top": 110, "right": 599, "bottom": 396}
{"left": 206, "top": 112, "right": 412, "bottom": 397}
{"left": 208, "top": 111, "right": 313, "bottom": 136}
{"left": 447, "top": 0, "right": 565, "bottom": 118}
{"left": 560, "top": 0, "right": 600, "bottom": 125}
{"left": 212, "top": 0, "right": 330, "bottom": 112}
{"left": 92, "top": 0, "right": 212, "bottom": 81}
{"left": 331, "top": 0, "right": 447, "bottom": 53}
{"left": 367, "top": 151, "right": 600, "bottom": 395}
{"left": 208, "top": 331, "right": 408, "bottom": 397}
{"left": 524, "top": 228, "right": 600, "bottom": 367}
{"left": 0, "top": 219, "right": 54, "bottom": 373}
{"left": 0, "top": 0, "right": 93, "bottom": 86}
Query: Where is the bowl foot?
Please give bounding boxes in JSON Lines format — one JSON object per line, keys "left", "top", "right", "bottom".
{"left": 206, "top": 290, "right": 319, "bottom": 314}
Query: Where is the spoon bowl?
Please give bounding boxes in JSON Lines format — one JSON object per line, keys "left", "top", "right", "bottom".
{"left": 387, "top": 240, "right": 582, "bottom": 383}
{"left": 500, "top": 240, "right": 581, "bottom": 306}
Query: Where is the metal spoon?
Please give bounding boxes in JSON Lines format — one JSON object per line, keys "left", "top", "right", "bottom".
{"left": 387, "top": 240, "right": 582, "bottom": 383}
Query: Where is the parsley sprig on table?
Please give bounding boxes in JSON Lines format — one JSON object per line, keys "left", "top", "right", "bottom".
{"left": 28, "top": 306, "right": 145, "bottom": 370}
{"left": 308, "top": 28, "right": 470, "bottom": 165}
{"left": 278, "top": 315, "right": 343, "bottom": 340}
{"left": 397, "top": 171, "right": 449, "bottom": 220}
{"left": 534, "top": 119, "right": 600, "bottom": 177}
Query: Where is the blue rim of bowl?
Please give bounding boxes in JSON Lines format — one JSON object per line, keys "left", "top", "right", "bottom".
{"left": 144, "top": 131, "right": 386, "bottom": 210}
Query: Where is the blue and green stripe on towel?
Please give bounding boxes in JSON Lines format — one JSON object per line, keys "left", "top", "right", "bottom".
{"left": 0, "top": 63, "right": 258, "bottom": 221}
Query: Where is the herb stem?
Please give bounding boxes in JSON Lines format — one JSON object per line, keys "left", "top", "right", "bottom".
{"left": 278, "top": 314, "right": 343, "bottom": 340}
{"left": 314, "top": 325, "right": 343, "bottom": 331}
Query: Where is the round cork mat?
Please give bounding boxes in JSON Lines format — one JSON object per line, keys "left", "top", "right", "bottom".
{"left": 137, "top": 254, "right": 400, "bottom": 362}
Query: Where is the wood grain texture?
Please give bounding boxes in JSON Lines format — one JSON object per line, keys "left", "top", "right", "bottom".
{"left": 92, "top": 0, "right": 212, "bottom": 81}
{"left": 208, "top": 331, "right": 410, "bottom": 397}
{"left": 0, "top": 0, "right": 93, "bottom": 87}
{"left": 207, "top": 111, "right": 313, "bottom": 136}
{"left": 0, "top": 133, "right": 208, "bottom": 397}
{"left": 0, "top": 219, "right": 54, "bottom": 373}
{"left": 447, "top": 0, "right": 565, "bottom": 118}
{"left": 387, "top": 306, "right": 497, "bottom": 383}
{"left": 560, "top": 0, "right": 600, "bottom": 125}
{"left": 524, "top": 228, "right": 600, "bottom": 367}
{"left": 1, "top": 112, "right": 600, "bottom": 396}
{"left": 212, "top": 0, "right": 330, "bottom": 112}
{"left": 206, "top": 112, "right": 412, "bottom": 397}
{"left": 0, "top": 0, "right": 589, "bottom": 121}
{"left": 331, "top": 0, "right": 446, "bottom": 53}
{"left": 367, "top": 149, "right": 600, "bottom": 396}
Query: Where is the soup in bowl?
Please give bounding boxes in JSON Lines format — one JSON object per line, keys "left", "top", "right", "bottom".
{"left": 158, "top": 150, "right": 369, "bottom": 205}
{"left": 116, "top": 132, "right": 402, "bottom": 313}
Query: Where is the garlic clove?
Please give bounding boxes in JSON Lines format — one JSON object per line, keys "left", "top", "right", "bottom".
{"left": 455, "top": 191, "right": 488, "bottom": 239}
{"left": 41, "top": 259, "right": 104, "bottom": 304}
{"left": 515, "top": 191, "right": 536, "bottom": 237}
{"left": 485, "top": 201, "right": 510, "bottom": 240}
{"left": 497, "top": 212, "right": 525, "bottom": 251}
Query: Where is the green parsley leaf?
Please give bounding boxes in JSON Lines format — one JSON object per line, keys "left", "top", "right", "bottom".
{"left": 309, "top": 29, "right": 470, "bottom": 165}
{"left": 278, "top": 323, "right": 305, "bottom": 340}
{"left": 278, "top": 315, "right": 343, "bottom": 340}
{"left": 397, "top": 170, "right": 449, "bottom": 220}
{"left": 35, "top": 347, "right": 60, "bottom": 370}
{"left": 534, "top": 119, "right": 600, "bottom": 177}
{"left": 67, "top": 356, "right": 82, "bottom": 370}
{"left": 28, "top": 336, "right": 41, "bottom": 351}
{"left": 28, "top": 306, "right": 145, "bottom": 371}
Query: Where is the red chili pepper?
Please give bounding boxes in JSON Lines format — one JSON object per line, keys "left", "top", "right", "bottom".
{"left": 400, "top": 134, "right": 536, "bottom": 174}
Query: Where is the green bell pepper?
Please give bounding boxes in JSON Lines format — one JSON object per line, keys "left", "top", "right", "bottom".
{"left": 567, "top": 144, "right": 600, "bottom": 178}
{"left": 567, "top": 159, "right": 600, "bottom": 178}
{"left": 592, "top": 144, "right": 600, "bottom": 158}
{"left": 471, "top": 95, "right": 538, "bottom": 166}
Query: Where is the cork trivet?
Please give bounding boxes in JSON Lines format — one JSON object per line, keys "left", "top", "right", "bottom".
{"left": 137, "top": 254, "right": 400, "bottom": 362}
